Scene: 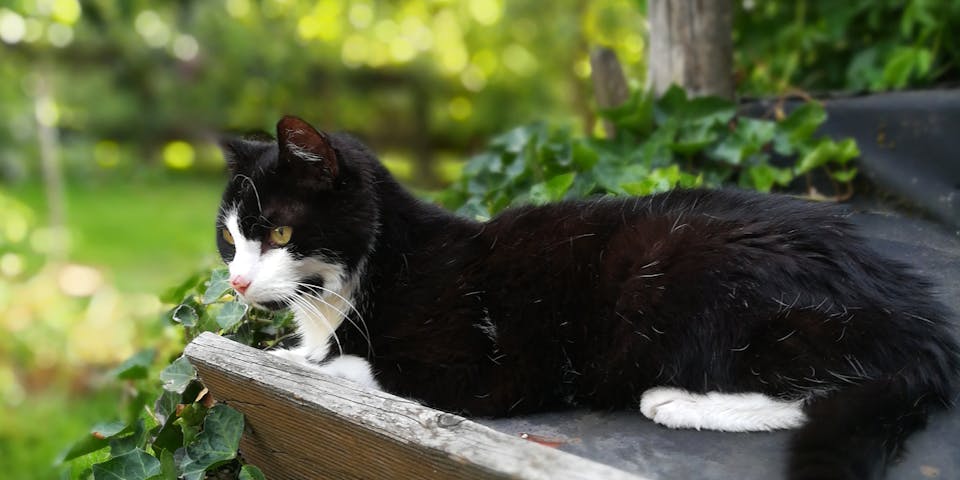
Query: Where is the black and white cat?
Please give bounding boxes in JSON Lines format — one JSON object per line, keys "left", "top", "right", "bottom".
{"left": 217, "top": 116, "right": 958, "bottom": 479}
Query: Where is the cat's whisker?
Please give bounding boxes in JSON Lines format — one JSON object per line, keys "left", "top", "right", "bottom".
{"left": 295, "top": 281, "right": 372, "bottom": 352}
{"left": 295, "top": 284, "right": 374, "bottom": 357}
{"left": 288, "top": 294, "right": 343, "bottom": 357}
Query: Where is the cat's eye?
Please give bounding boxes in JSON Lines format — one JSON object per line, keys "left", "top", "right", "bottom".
{"left": 222, "top": 228, "right": 234, "bottom": 245}
{"left": 270, "top": 226, "right": 293, "bottom": 246}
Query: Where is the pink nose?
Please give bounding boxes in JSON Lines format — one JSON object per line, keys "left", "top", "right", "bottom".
{"left": 230, "top": 275, "right": 251, "bottom": 295}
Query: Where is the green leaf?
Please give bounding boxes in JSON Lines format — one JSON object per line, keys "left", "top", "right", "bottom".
{"left": 216, "top": 301, "right": 248, "bottom": 330}
{"left": 796, "top": 138, "right": 858, "bottom": 174}
{"left": 833, "top": 138, "right": 860, "bottom": 164}
{"left": 528, "top": 172, "right": 576, "bottom": 204}
{"left": 109, "top": 418, "right": 148, "bottom": 457}
{"left": 680, "top": 96, "right": 736, "bottom": 126}
{"left": 171, "top": 304, "right": 198, "bottom": 328}
{"left": 155, "top": 449, "right": 178, "bottom": 480}
{"left": 669, "top": 122, "right": 718, "bottom": 155}
{"left": 882, "top": 47, "right": 930, "bottom": 88}
{"left": 92, "top": 449, "right": 161, "bottom": 480}
{"left": 743, "top": 164, "right": 795, "bottom": 192}
{"left": 239, "top": 465, "right": 267, "bottom": 480}
{"left": 92, "top": 421, "right": 128, "bottom": 440}
{"left": 176, "top": 405, "right": 244, "bottom": 480}
{"left": 154, "top": 390, "right": 181, "bottom": 425}
{"left": 174, "top": 403, "right": 209, "bottom": 446}
{"left": 491, "top": 125, "right": 535, "bottom": 154}
{"left": 59, "top": 421, "right": 128, "bottom": 463}
{"left": 831, "top": 167, "right": 859, "bottom": 183}
{"left": 776, "top": 103, "right": 827, "bottom": 151}
{"left": 111, "top": 349, "right": 155, "bottom": 380}
{"left": 159, "top": 357, "right": 197, "bottom": 394}
{"left": 653, "top": 84, "right": 688, "bottom": 124}
{"left": 202, "top": 269, "right": 231, "bottom": 305}
{"left": 571, "top": 141, "right": 599, "bottom": 170}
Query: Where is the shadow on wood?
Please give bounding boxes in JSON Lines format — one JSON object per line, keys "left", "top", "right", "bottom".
{"left": 184, "top": 332, "right": 645, "bottom": 480}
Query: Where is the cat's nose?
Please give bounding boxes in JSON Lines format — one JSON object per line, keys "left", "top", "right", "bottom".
{"left": 230, "top": 275, "right": 251, "bottom": 295}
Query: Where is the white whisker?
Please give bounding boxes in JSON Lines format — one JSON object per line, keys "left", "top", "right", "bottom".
{"left": 296, "top": 283, "right": 374, "bottom": 356}
{"left": 289, "top": 294, "right": 343, "bottom": 357}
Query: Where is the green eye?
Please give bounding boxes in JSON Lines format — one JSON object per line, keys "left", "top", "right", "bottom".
{"left": 222, "top": 228, "right": 235, "bottom": 245}
{"left": 270, "top": 226, "right": 293, "bottom": 246}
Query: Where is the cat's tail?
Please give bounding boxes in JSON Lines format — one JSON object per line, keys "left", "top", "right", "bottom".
{"left": 788, "top": 374, "right": 955, "bottom": 480}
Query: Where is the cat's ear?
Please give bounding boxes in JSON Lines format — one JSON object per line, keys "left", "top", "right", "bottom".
{"left": 276, "top": 115, "right": 338, "bottom": 181}
{"left": 219, "top": 135, "right": 270, "bottom": 174}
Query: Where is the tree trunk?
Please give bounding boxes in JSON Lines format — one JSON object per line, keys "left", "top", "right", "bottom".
{"left": 647, "top": 0, "right": 734, "bottom": 99}
{"left": 590, "top": 47, "right": 630, "bottom": 139}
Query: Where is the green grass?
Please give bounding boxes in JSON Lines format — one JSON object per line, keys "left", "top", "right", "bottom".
{"left": 9, "top": 175, "right": 225, "bottom": 295}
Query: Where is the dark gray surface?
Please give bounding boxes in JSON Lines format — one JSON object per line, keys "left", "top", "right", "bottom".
{"left": 479, "top": 210, "right": 960, "bottom": 480}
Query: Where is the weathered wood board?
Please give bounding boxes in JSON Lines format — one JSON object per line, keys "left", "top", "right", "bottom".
{"left": 184, "top": 332, "right": 647, "bottom": 480}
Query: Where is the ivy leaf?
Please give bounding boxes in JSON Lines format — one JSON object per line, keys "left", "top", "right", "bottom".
{"left": 174, "top": 403, "right": 208, "bottom": 446}
{"left": 202, "top": 269, "right": 232, "bottom": 304}
{"left": 743, "top": 164, "right": 795, "bottom": 192}
{"left": 59, "top": 421, "right": 128, "bottom": 462}
{"left": 796, "top": 138, "right": 858, "bottom": 174}
{"left": 777, "top": 103, "right": 827, "bottom": 149}
{"left": 160, "top": 357, "right": 197, "bottom": 394}
{"left": 681, "top": 96, "right": 736, "bottom": 126}
{"left": 92, "top": 421, "right": 128, "bottom": 440}
{"left": 572, "top": 141, "right": 599, "bottom": 170}
{"left": 491, "top": 125, "right": 535, "bottom": 154}
{"left": 176, "top": 404, "right": 244, "bottom": 480}
{"left": 111, "top": 349, "right": 155, "bottom": 380}
{"left": 239, "top": 465, "right": 267, "bottom": 480}
{"left": 171, "top": 304, "right": 199, "bottom": 328}
{"left": 216, "top": 301, "right": 248, "bottom": 330}
{"left": 155, "top": 449, "right": 178, "bottom": 480}
{"left": 669, "top": 122, "right": 718, "bottom": 155}
{"left": 528, "top": 173, "right": 576, "bottom": 204}
{"left": 831, "top": 167, "right": 859, "bottom": 183}
{"left": 154, "top": 389, "right": 181, "bottom": 425}
{"left": 92, "top": 449, "right": 161, "bottom": 480}
{"left": 109, "top": 418, "right": 148, "bottom": 457}
{"left": 653, "top": 84, "right": 688, "bottom": 124}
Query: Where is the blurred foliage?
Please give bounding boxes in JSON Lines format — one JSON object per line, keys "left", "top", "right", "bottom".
{"left": 61, "top": 266, "right": 288, "bottom": 480}
{"left": 0, "top": 0, "right": 646, "bottom": 186}
{"left": 441, "top": 86, "right": 859, "bottom": 218}
{"left": 735, "top": 0, "right": 960, "bottom": 93}
{"left": 4, "top": 0, "right": 953, "bottom": 189}
{"left": 0, "top": 191, "right": 181, "bottom": 480}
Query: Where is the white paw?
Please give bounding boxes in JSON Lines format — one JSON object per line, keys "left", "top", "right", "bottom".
{"left": 270, "top": 346, "right": 310, "bottom": 364}
{"left": 640, "top": 386, "right": 807, "bottom": 432}
{"left": 316, "top": 355, "right": 381, "bottom": 390}
{"left": 640, "top": 387, "right": 706, "bottom": 429}
{"left": 640, "top": 386, "right": 689, "bottom": 419}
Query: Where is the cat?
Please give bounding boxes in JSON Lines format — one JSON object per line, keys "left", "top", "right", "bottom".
{"left": 216, "top": 116, "right": 959, "bottom": 479}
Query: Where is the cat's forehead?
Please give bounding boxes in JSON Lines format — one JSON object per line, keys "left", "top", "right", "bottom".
{"left": 222, "top": 175, "right": 308, "bottom": 227}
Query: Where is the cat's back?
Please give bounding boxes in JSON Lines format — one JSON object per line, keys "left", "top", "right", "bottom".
{"left": 483, "top": 188, "right": 850, "bottom": 246}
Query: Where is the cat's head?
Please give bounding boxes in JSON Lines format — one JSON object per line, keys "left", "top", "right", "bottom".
{"left": 215, "top": 116, "right": 379, "bottom": 310}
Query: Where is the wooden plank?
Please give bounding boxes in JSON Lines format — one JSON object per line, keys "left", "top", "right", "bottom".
{"left": 185, "top": 333, "right": 647, "bottom": 480}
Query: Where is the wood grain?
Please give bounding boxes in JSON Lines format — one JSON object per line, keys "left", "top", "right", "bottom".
{"left": 185, "top": 333, "right": 646, "bottom": 480}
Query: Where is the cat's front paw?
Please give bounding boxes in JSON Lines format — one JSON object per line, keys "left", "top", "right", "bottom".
{"left": 316, "top": 355, "right": 381, "bottom": 390}
{"left": 269, "top": 347, "right": 310, "bottom": 365}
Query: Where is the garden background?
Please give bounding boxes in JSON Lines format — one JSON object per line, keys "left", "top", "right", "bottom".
{"left": 2, "top": 0, "right": 959, "bottom": 478}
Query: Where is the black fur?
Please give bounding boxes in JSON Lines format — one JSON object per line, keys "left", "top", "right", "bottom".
{"left": 218, "top": 118, "right": 959, "bottom": 479}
